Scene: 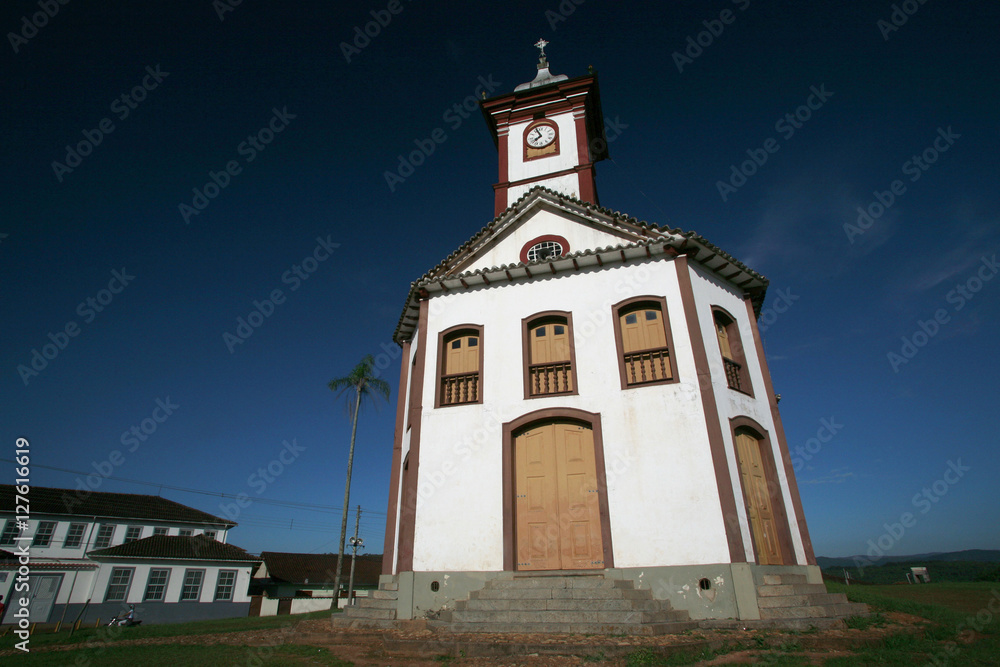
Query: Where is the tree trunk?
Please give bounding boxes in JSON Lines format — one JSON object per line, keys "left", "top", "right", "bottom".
{"left": 332, "top": 389, "right": 362, "bottom": 609}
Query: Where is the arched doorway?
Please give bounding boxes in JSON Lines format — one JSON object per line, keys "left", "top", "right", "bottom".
{"left": 503, "top": 409, "right": 612, "bottom": 572}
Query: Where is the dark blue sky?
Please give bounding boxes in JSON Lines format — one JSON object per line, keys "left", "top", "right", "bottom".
{"left": 3, "top": 0, "right": 998, "bottom": 559}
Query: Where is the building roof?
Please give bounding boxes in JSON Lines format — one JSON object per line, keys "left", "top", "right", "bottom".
{"left": 0, "top": 485, "right": 235, "bottom": 527}
{"left": 87, "top": 535, "right": 258, "bottom": 562}
{"left": 258, "top": 551, "right": 382, "bottom": 587}
{"left": 393, "top": 186, "right": 769, "bottom": 343}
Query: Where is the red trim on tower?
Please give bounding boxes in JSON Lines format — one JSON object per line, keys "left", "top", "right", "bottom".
{"left": 495, "top": 127, "right": 510, "bottom": 216}
{"left": 574, "top": 112, "right": 597, "bottom": 205}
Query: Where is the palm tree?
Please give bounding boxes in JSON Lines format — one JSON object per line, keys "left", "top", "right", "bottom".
{"left": 328, "top": 354, "right": 390, "bottom": 608}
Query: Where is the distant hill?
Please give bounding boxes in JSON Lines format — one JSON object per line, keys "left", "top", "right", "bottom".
{"left": 817, "top": 550, "right": 1000, "bottom": 584}
{"left": 817, "top": 549, "right": 1000, "bottom": 569}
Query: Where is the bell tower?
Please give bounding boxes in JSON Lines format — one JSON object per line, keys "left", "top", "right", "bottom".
{"left": 480, "top": 41, "right": 609, "bottom": 216}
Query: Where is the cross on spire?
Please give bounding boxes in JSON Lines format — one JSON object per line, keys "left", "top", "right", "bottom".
{"left": 534, "top": 38, "right": 549, "bottom": 58}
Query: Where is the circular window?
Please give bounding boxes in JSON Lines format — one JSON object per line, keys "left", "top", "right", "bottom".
{"left": 520, "top": 235, "right": 570, "bottom": 264}
{"left": 528, "top": 240, "right": 563, "bottom": 262}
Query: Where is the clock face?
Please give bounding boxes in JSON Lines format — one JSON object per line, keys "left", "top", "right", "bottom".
{"left": 526, "top": 124, "right": 556, "bottom": 148}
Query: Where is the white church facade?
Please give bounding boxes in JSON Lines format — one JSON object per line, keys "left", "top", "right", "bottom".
{"left": 367, "top": 46, "right": 846, "bottom": 626}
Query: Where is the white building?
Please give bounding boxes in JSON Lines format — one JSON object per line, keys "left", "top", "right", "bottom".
{"left": 371, "top": 49, "right": 841, "bottom": 625}
{"left": 0, "top": 485, "right": 259, "bottom": 625}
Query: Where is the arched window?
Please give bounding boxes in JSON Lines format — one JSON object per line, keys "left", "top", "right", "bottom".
{"left": 523, "top": 312, "right": 577, "bottom": 397}
{"left": 713, "top": 307, "right": 753, "bottom": 395}
{"left": 613, "top": 296, "right": 677, "bottom": 388}
{"left": 437, "top": 325, "right": 483, "bottom": 406}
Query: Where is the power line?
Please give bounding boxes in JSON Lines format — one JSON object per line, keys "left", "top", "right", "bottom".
{"left": 0, "top": 459, "right": 387, "bottom": 517}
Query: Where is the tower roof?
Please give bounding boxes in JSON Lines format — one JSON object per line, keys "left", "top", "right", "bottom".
{"left": 514, "top": 38, "right": 569, "bottom": 91}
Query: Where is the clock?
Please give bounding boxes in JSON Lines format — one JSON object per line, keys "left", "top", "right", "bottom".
{"left": 526, "top": 124, "right": 556, "bottom": 148}
{"left": 523, "top": 120, "right": 559, "bottom": 161}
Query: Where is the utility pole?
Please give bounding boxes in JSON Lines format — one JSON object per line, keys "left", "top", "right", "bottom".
{"left": 347, "top": 505, "right": 363, "bottom": 606}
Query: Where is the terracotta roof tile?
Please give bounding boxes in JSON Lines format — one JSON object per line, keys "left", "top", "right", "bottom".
{"left": 0, "top": 485, "right": 235, "bottom": 527}
{"left": 88, "top": 535, "right": 258, "bottom": 562}
{"left": 392, "top": 186, "right": 769, "bottom": 343}
{"left": 259, "top": 551, "right": 382, "bottom": 587}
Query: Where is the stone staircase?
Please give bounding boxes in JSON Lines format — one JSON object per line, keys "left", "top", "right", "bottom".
{"left": 430, "top": 571, "right": 698, "bottom": 635}
{"left": 751, "top": 572, "right": 868, "bottom": 629}
{"left": 332, "top": 580, "right": 399, "bottom": 629}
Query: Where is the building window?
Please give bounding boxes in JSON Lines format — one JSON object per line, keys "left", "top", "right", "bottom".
{"left": 178, "top": 529, "right": 193, "bottom": 537}
{"left": 124, "top": 526, "right": 143, "bottom": 542}
{"left": 436, "top": 325, "right": 483, "bottom": 407}
{"left": 519, "top": 235, "right": 570, "bottom": 263}
{"left": 64, "top": 523, "right": 87, "bottom": 548}
{"left": 144, "top": 568, "right": 170, "bottom": 601}
{"left": 713, "top": 307, "right": 753, "bottom": 396}
{"left": 203, "top": 530, "right": 217, "bottom": 540}
{"left": 523, "top": 312, "right": 578, "bottom": 397}
{"left": 32, "top": 521, "right": 57, "bottom": 547}
{"left": 0, "top": 520, "right": 22, "bottom": 546}
{"left": 94, "top": 524, "right": 116, "bottom": 548}
{"left": 613, "top": 296, "right": 678, "bottom": 388}
{"left": 105, "top": 567, "right": 134, "bottom": 602}
{"left": 153, "top": 527, "right": 168, "bottom": 536}
{"left": 215, "top": 570, "right": 237, "bottom": 601}
{"left": 180, "top": 569, "right": 205, "bottom": 601}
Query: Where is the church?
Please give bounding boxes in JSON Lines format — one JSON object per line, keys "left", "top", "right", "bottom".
{"left": 349, "top": 43, "right": 864, "bottom": 631}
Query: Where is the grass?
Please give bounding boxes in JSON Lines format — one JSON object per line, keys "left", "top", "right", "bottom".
{"left": 844, "top": 611, "right": 887, "bottom": 629}
{"left": 822, "top": 581, "right": 1000, "bottom": 666}
{"left": 0, "top": 609, "right": 334, "bottom": 651}
{"left": 5, "top": 643, "right": 353, "bottom": 666}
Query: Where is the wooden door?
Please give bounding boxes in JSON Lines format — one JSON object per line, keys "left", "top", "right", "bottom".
{"left": 515, "top": 422, "right": 603, "bottom": 570}
{"left": 734, "top": 430, "right": 784, "bottom": 565}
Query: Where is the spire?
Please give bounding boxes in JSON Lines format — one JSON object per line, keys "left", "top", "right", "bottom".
{"left": 514, "top": 39, "right": 569, "bottom": 91}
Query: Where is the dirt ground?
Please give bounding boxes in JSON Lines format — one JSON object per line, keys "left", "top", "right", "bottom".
{"left": 1, "top": 612, "right": 926, "bottom": 665}
{"left": 275, "top": 611, "right": 926, "bottom": 665}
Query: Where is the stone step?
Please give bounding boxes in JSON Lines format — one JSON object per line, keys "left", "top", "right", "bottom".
{"left": 756, "top": 593, "right": 848, "bottom": 608}
{"left": 372, "top": 589, "right": 398, "bottom": 600}
{"left": 471, "top": 586, "right": 652, "bottom": 600}
{"left": 458, "top": 598, "right": 672, "bottom": 612}
{"left": 759, "top": 602, "right": 868, "bottom": 620}
{"left": 756, "top": 583, "right": 829, "bottom": 597}
{"left": 342, "top": 606, "right": 396, "bottom": 620}
{"left": 380, "top": 582, "right": 399, "bottom": 591}
{"left": 761, "top": 573, "right": 808, "bottom": 585}
{"left": 347, "top": 597, "right": 397, "bottom": 610}
{"left": 450, "top": 609, "right": 689, "bottom": 624}
{"left": 436, "top": 620, "right": 700, "bottom": 635}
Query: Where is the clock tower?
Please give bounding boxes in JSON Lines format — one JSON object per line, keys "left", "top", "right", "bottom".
{"left": 480, "top": 40, "right": 609, "bottom": 216}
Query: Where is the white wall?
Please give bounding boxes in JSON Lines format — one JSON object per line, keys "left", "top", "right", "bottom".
{"left": 688, "top": 264, "right": 807, "bottom": 564}
{"left": 408, "top": 258, "right": 735, "bottom": 572}
{"left": 507, "top": 111, "right": 580, "bottom": 186}
{"left": 457, "top": 206, "right": 636, "bottom": 275}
